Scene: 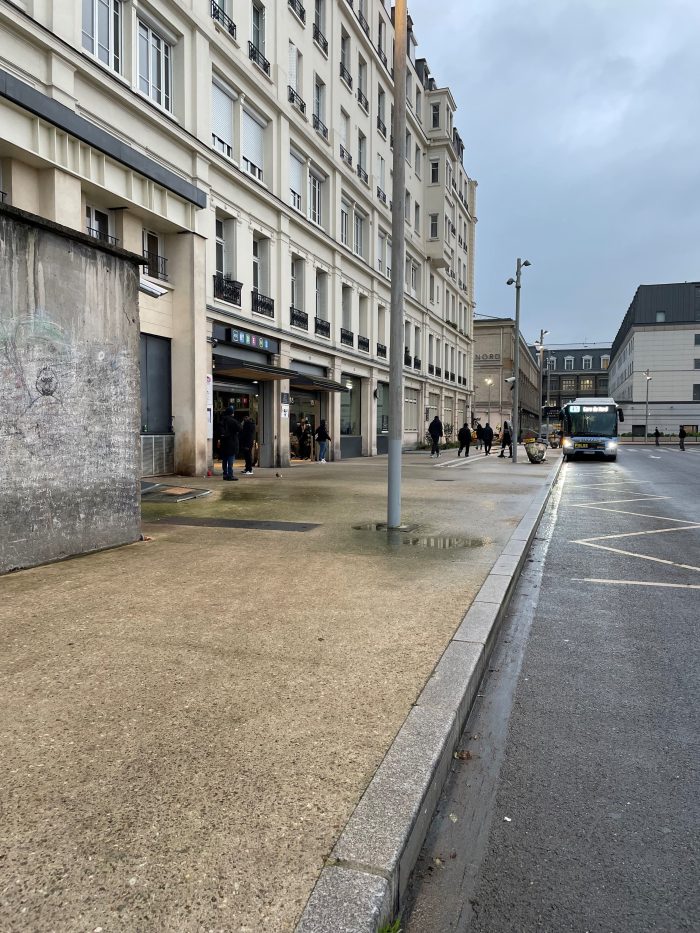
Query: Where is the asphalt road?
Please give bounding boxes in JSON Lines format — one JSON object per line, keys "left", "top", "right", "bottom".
{"left": 403, "top": 445, "right": 700, "bottom": 932}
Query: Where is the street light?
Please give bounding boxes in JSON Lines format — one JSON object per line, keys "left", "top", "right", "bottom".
{"left": 644, "top": 369, "right": 652, "bottom": 442}
{"left": 506, "top": 258, "right": 531, "bottom": 463}
{"left": 485, "top": 377, "right": 493, "bottom": 423}
{"left": 534, "top": 329, "right": 550, "bottom": 436}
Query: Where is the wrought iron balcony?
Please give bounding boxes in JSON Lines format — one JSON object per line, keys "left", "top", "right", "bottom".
{"left": 413, "top": 357, "right": 421, "bottom": 370}
{"left": 340, "top": 143, "right": 353, "bottom": 166}
{"left": 213, "top": 273, "right": 242, "bottom": 306}
{"left": 404, "top": 350, "right": 412, "bottom": 366}
{"left": 428, "top": 363, "right": 435, "bottom": 375}
{"left": 88, "top": 227, "right": 119, "bottom": 246}
{"left": 288, "top": 0, "right": 306, "bottom": 23}
{"left": 340, "top": 62, "right": 353, "bottom": 88}
{"left": 376, "top": 343, "right": 387, "bottom": 359}
{"left": 248, "top": 41, "right": 270, "bottom": 75}
{"left": 436, "top": 366, "right": 442, "bottom": 377}
{"left": 358, "top": 335, "right": 370, "bottom": 352}
{"left": 313, "top": 22, "right": 328, "bottom": 53}
{"left": 312, "top": 113, "right": 328, "bottom": 139}
{"left": 357, "top": 10, "right": 370, "bottom": 36}
{"left": 290, "top": 306, "right": 309, "bottom": 330}
{"left": 315, "top": 317, "right": 330, "bottom": 338}
{"left": 143, "top": 250, "right": 167, "bottom": 280}
{"left": 357, "top": 87, "right": 369, "bottom": 111}
{"left": 288, "top": 85, "right": 306, "bottom": 115}
{"left": 377, "top": 115, "right": 386, "bottom": 136}
{"left": 211, "top": 1, "right": 236, "bottom": 38}
{"left": 340, "top": 327, "right": 354, "bottom": 347}
{"left": 252, "top": 290, "right": 274, "bottom": 317}
{"left": 356, "top": 164, "right": 368, "bottom": 184}
{"left": 376, "top": 186, "right": 387, "bottom": 205}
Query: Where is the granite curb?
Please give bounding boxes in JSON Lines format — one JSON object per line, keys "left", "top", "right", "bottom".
{"left": 295, "top": 455, "right": 564, "bottom": 932}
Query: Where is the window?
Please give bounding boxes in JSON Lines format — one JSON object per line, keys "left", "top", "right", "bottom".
{"left": 357, "top": 131, "right": 366, "bottom": 171}
{"left": 358, "top": 56, "right": 367, "bottom": 100}
{"left": 580, "top": 376, "right": 594, "bottom": 391}
{"left": 82, "top": 0, "right": 121, "bottom": 72}
{"left": 252, "top": 0, "right": 265, "bottom": 55}
{"left": 601, "top": 355, "right": 610, "bottom": 370}
{"left": 695, "top": 359, "right": 700, "bottom": 370}
{"left": 562, "top": 377, "right": 576, "bottom": 391}
{"left": 405, "top": 130, "right": 412, "bottom": 165}
{"left": 430, "top": 159, "right": 439, "bottom": 184}
{"left": 694, "top": 385, "right": 700, "bottom": 401}
{"left": 582, "top": 355, "right": 592, "bottom": 370}
{"left": 414, "top": 202, "right": 420, "bottom": 232}
{"left": 656, "top": 310, "right": 666, "bottom": 323}
{"left": 404, "top": 190, "right": 410, "bottom": 220}
{"left": 378, "top": 17, "right": 386, "bottom": 56}
{"left": 354, "top": 211, "right": 364, "bottom": 257}
{"left": 340, "top": 29, "right": 350, "bottom": 73}
{"left": 377, "top": 154, "right": 386, "bottom": 191}
{"left": 377, "top": 86, "right": 386, "bottom": 129}
{"left": 564, "top": 356, "right": 574, "bottom": 370}
{"left": 142, "top": 229, "right": 166, "bottom": 280}
{"left": 340, "top": 200, "right": 350, "bottom": 246}
{"left": 429, "top": 213, "right": 438, "bottom": 239}
{"left": 695, "top": 335, "right": 700, "bottom": 346}
{"left": 252, "top": 236, "right": 269, "bottom": 294}
{"left": 241, "top": 109, "right": 265, "bottom": 180}
{"left": 315, "top": 269, "right": 328, "bottom": 319}
{"left": 288, "top": 41, "right": 301, "bottom": 94}
{"left": 85, "top": 204, "right": 111, "bottom": 242}
{"left": 215, "top": 216, "right": 235, "bottom": 276}
{"left": 291, "top": 257, "right": 303, "bottom": 309}
{"left": 215, "top": 219, "right": 225, "bottom": 275}
{"left": 212, "top": 82, "right": 235, "bottom": 157}
{"left": 289, "top": 150, "right": 304, "bottom": 209}
{"left": 404, "top": 388, "right": 418, "bottom": 431}
{"left": 415, "top": 87, "right": 422, "bottom": 118}
{"left": 414, "top": 145, "right": 421, "bottom": 177}
{"left": 431, "top": 102, "right": 440, "bottom": 128}
{"left": 314, "top": 0, "right": 325, "bottom": 32}
{"left": 377, "top": 229, "right": 386, "bottom": 272}
{"left": 309, "top": 171, "right": 323, "bottom": 225}
{"left": 313, "top": 75, "right": 325, "bottom": 121}
{"left": 429, "top": 274, "right": 435, "bottom": 302}
{"left": 547, "top": 356, "right": 556, "bottom": 370}
{"left": 342, "top": 284, "right": 352, "bottom": 330}
{"left": 138, "top": 20, "right": 172, "bottom": 111}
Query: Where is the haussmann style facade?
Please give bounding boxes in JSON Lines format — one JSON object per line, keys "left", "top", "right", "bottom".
{"left": 0, "top": 0, "right": 477, "bottom": 474}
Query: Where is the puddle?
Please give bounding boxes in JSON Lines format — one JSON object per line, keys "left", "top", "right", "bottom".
{"left": 352, "top": 524, "right": 487, "bottom": 549}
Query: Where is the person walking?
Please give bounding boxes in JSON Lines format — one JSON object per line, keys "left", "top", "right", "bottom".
{"left": 428, "top": 415, "right": 444, "bottom": 457}
{"left": 475, "top": 422, "right": 483, "bottom": 451}
{"left": 240, "top": 414, "right": 256, "bottom": 474}
{"left": 483, "top": 422, "right": 494, "bottom": 456}
{"left": 457, "top": 423, "right": 471, "bottom": 457}
{"left": 679, "top": 425, "right": 686, "bottom": 451}
{"left": 298, "top": 418, "right": 313, "bottom": 460}
{"left": 219, "top": 406, "right": 240, "bottom": 481}
{"left": 654, "top": 427, "right": 660, "bottom": 447}
{"left": 315, "top": 419, "right": 331, "bottom": 462}
{"left": 498, "top": 420, "right": 513, "bottom": 458}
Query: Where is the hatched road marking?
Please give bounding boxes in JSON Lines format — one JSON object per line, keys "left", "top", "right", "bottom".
{"left": 573, "top": 578, "right": 700, "bottom": 590}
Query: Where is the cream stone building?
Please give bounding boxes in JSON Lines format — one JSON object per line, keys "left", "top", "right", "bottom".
{"left": 0, "top": 0, "right": 477, "bottom": 474}
{"left": 473, "top": 317, "right": 540, "bottom": 433}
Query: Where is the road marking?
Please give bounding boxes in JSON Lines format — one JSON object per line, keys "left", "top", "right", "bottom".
{"left": 581, "top": 524, "right": 700, "bottom": 542}
{"left": 569, "top": 505, "right": 691, "bottom": 522}
{"left": 568, "top": 481, "right": 652, "bottom": 489}
{"left": 573, "top": 578, "right": 700, "bottom": 590}
{"left": 574, "top": 540, "right": 700, "bottom": 573}
{"left": 569, "top": 496, "right": 670, "bottom": 506}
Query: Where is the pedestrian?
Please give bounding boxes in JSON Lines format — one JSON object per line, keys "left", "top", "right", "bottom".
{"left": 679, "top": 425, "right": 686, "bottom": 451}
{"left": 240, "top": 414, "right": 256, "bottom": 474}
{"left": 428, "top": 415, "right": 444, "bottom": 457}
{"left": 483, "top": 422, "right": 494, "bottom": 456}
{"left": 498, "top": 420, "right": 513, "bottom": 458}
{"left": 298, "top": 418, "right": 312, "bottom": 460}
{"left": 457, "top": 423, "right": 471, "bottom": 457}
{"left": 315, "top": 419, "right": 331, "bottom": 462}
{"left": 654, "top": 427, "right": 660, "bottom": 447}
{"left": 475, "top": 422, "right": 483, "bottom": 450}
{"left": 219, "top": 406, "right": 240, "bottom": 481}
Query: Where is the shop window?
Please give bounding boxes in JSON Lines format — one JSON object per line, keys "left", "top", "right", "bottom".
{"left": 341, "top": 375, "right": 361, "bottom": 435}
{"left": 376, "top": 383, "right": 389, "bottom": 434}
{"left": 404, "top": 388, "right": 418, "bottom": 431}
{"left": 140, "top": 334, "right": 172, "bottom": 434}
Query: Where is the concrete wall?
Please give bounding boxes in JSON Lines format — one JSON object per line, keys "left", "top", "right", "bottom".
{"left": 0, "top": 207, "right": 141, "bottom": 573}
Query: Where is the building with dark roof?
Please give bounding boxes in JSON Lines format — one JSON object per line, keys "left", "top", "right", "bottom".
{"left": 530, "top": 345, "right": 612, "bottom": 418}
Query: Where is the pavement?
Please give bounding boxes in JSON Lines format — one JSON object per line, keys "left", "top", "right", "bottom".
{"left": 0, "top": 446, "right": 560, "bottom": 933}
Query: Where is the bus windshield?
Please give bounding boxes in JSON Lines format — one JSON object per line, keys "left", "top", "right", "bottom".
{"left": 566, "top": 406, "right": 617, "bottom": 437}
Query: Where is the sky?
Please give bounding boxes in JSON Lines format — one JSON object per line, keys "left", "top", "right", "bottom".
{"left": 408, "top": 0, "right": 700, "bottom": 346}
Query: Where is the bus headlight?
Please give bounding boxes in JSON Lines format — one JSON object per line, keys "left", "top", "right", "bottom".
{"left": 606, "top": 441, "right": 617, "bottom": 450}
{"left": 563, "top": 439, "right": 573, "bottom": 448}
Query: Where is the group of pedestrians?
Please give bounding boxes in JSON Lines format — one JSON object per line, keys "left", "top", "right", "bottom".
{"left": 219, "top": 407, "right": 256, "bottom": 480}
{"left": 428, "top": 417, "right": 512, "bottom": 459}
{"left": 654, "top": 426, "right": 688, "bottom": 450}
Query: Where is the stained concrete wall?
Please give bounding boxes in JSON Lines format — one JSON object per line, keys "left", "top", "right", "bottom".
{"left": 0, "top": 206, "right": 141, "bottom": 573}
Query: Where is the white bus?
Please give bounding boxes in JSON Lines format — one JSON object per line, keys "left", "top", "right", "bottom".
{"left": 560, "top": 397, "right": 624, "bottom": 462}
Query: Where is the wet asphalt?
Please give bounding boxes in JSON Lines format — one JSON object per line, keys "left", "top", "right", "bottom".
{"left": 403, "top": 445, "right": 700, "bottom": 932}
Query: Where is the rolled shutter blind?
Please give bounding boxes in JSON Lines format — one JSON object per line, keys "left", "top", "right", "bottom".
{"left": 242, "top": 110, "right": 264, "bottom": 170}
{"left": 288, "top": 43, "right": 297, "bottom": 91}
{"left": 212, "top": 84, "right": 233, "bottom": 149}
{"left": 289, "top": 153, "right": 303, "bottom": 195}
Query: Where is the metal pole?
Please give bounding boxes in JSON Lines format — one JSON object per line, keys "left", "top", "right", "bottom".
{"left": 546, "top": 355, "right": 551, "bottom": 440}
{"left": 538, "top": 336, "right": 545, "bottom": 436}
{"left": 387, "top": 0, "right": 407, "bottom": 527}
{"left": 488, "top": 381, "right": 491, "bottom": 423}
{"left": 512, "top": 259, "right": 522, "bottom": 464}
{"left": 645, "top": 369, "right": 650, "bottom": 442}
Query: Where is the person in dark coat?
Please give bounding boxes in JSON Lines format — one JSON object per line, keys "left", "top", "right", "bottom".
{"left": 482, "top": 422, "right": 494, "bottom": 456}
{"left": 240, "top": 414, "right": 256, "bottom": 474}
{"left": 498, "top": 420, "right": 513, "bottom": 458}
{"left": 428, "top": 415, "right": 444, "bottom": 457}
{"left": 475, "top": 422, "right": 483, "bottom": 450}
{"left": 457, "top": 423, "right": 471, "bottom": 457}
{"left": 315, "top": 419, "right": 331, "bottom": 462}
{"left": 219, "top": 406, "right": 240, "bottom": 481}
{"left": 679, "top": 425, "right": 687, "bottom": 451}
{"left": 654, "top": 427, "right": 660, "bottom": 447}
{"left": 298, "top": 418, "right": 313, "bottom": 460}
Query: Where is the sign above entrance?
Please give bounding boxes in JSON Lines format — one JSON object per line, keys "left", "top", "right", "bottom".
{"left": 212, "top": 323, "right": 279, "bottom": 354}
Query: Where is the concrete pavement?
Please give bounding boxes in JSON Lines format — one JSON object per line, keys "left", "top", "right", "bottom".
{"left": 1, "top": 448, "right": 559, "bottom": 932}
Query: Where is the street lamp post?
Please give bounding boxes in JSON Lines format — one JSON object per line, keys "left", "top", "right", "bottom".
{"left": 535, "top": 328, "right": 549, "bottom": 436}
{"left": 506, "top": 259, "right": 531, "bottom": 464}
{"left": 485, "top": 377, "right": 493, "bottom": 423}
{"left": 645, "top": 369, "right": 652, "bottom": 442}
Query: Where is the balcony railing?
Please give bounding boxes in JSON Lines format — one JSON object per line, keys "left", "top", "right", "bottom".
{"left": 340, "top": 327, "right": 355, "bottom": 347}
{"left": 315, "top": 317, "right": 330, "bottom": 338}
{"left": 252, "top": 290, "right": 274, "bottom": 317}
{"left": 288, "top": 0, "right": 306, "bottom": 23}
{"left": 413, "top": 357, "right": 421, "bottom": 370}
{"left": 357, "top": 87, "right": 369, "bottom": 111}
{"left": 339, "top": 62, "right": 353, "bottom": 88}
{"left": 290, "top": 306, "right": 309, "bottom": 330}
{"left": 357, "top": 10, "right": 370, "bottom": 36}
{"left": 143, "top": 251, "right": 167, "bottom": 280}
{"left": 87, "top": 227, "right": 119, "bottom": 246}
{"left": 312, "top": 113, "right": 328, "bottom": 139}
{"left": 428, "top": 363, "right": 435, "bottom": 375}
{"left": 377, "top": 342, "right": 387, "bottom": 359}
{"left": 313, "top": 22, "right": 328, "bottom": 53}
{"left": 213, "top": 273, "right": 242, "bottom": 306}
{"left": 436, "top": 366, "right": 442, "bottom": 377}
{"left": 211, "top": 1, "right": 236, "bottom": 38}
{"left": 288, "top": 85, "right": 306, "bottom": 115}
{"left": 248, "top": 41, "right": 270, "bottom": 75}
{"left": 358, "top": 335, "right": 370, "bottom": 352}
{"left": 404, "top": 350, "right": 412, "bottom": 366}
{"left": 340, "top": 143, "right": 353, "bottom": 166}
{"left": 377, "top": 115, "right": 386, "bottom": 136}
{"left": 356, "top": 164, "right": 368, "bottom": 184}
{"left": 376, "top": 186, "right": 387, "bottom": 204}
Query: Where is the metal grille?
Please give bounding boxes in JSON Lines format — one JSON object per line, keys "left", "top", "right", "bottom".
{"left": 141, "top": 434, "right": 175, "bottom": 476}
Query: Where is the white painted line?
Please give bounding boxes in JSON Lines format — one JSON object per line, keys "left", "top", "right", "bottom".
{"left": 573, "top": 578, "right": 700, "bottom": 590}
{"left": 579, "top": 524, "right": 700, "bottom": 543}
{"left": 569, "top": 496, "right": 670, "bottom": 506}
{"left": 569, "top": 505, "right": 692, "bottom": 523}
{"left": 568, "top": 481, "right": 652, "bottom": 489}
{"left": 574, "top": 540, "right": 700, "bottom": 573}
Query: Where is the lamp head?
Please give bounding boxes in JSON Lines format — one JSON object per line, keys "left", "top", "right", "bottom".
{"left": 506, "top": 277, "right": 515, "bottom": 286}
{"left": 523, "top": 260, "right": 531, "bottom": 267}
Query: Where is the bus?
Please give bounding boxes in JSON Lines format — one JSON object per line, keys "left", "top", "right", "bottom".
{"left": 560, "top": 397, "right": 624, "bottom": 462}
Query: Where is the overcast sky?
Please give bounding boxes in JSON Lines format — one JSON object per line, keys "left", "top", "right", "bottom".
{"left": 408, "top": 0, "right": 700, "bottom": 346}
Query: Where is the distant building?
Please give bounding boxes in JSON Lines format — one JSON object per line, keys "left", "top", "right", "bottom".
{"left": 473, "top": 318, "right": 540, "bottom": 432}
{"left": 533, "top": 345, "right": 612, "bottom": 420}
{"left": 609, "top": 283, "right": 700, "bottom": 435}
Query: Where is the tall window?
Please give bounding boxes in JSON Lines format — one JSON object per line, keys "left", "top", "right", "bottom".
{"left": 340, "top": 30, "right": 350, "bottom": 72}
{"left": 138, "top": 20, "right": 172, "bottom": 111}
{"left": 314, "top": 0, "right": 325, "bottom": 32}
{"left": 414, "top": 202, "right": 420, "bottom": 232}
{"left": 404, "top": 190, "right": 410, "bottom": 220}
{"left": 431, "top": 102, "right": 440, "bottom": 128}
{"left": 85, "top": 204, "right": 111, "bottom": 242}
{"left": 289, "top": 151, "right": 304, "bottom": 209}
{"left": 354, "top": 211, "right": 364, "bottom": 257}
{"left": 291, "top": 257, "right": 304, "bottom": 309}
{"left": 430, "top": 213, "right": 438, "bottom": 239}
{"left": 377, "top": 154, "right": 386, "bottom": 191}
{"left": 313, "top": 75, "right": 325, "bottom": 121}
{"left": 378, "top": 17, "right": 386, "bottom": 55}
{"left": 358, "top": 57, "right": 367, "bottom": 97}
{"left": 252, "top": 0, "right": 265, "bottom": 54}
{"left": 316, "top": 269, "right": 328, "bottom": 319}
{"left": 288, "top": 41, "right": 301, "bottom": 93}
{"left": 601, "top": 355, "right": 610, "bottom": 370}
{"left": 414, "top": 145, "right": 421, "bottom": 177}
{"left": 377, "top": 86, "right": 386, "bottom": 127}
{"left": 253, "top": 237, "right": 268, "bottom": 294}
{"left": 82, "top": 0, "right": 122, "bottom": 72}
{"left": 242, "top": 109, "right": 265, "bottom": 180}
{"left": 377, "top": 230, "right": 386, "bottom": 272}
{"left": 309, "top": 171, "right": 323, "bottom": 225}
{"left": 430, "top": 159, "right": 439, "bottom": 184}
{"left": 564, "top": 356, "right": 574, "bottom": 370}
{"left": 357, "top": 131, "right": 366, "bottom": 171}
{"left": 582, "top": 355, "right": 592, "bottom": 370}
{"left": 215, "top": 217, "right": 235, "bottom": 277}
{"left": 340, "top": 200, "right": 350, "bottom": 246}
{"left": 212, "top": 82, "right": 235, "bottom": 157}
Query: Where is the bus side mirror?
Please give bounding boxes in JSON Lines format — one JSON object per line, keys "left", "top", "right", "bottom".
{"left": 617, "top": 408, "right": 625, "bottom": 422}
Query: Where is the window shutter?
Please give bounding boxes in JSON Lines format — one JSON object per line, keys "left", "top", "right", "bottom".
{"left": 212, "top": 84, "right": 233, "bottom": 149}
{"left": 288, "top": 42, "right": 297, "bottom": 91}
{"left": 289, "top": 152, "right": 303, "bottom": 195}
{"left": 242, "top": 110, "right": 264, "bottom": 169}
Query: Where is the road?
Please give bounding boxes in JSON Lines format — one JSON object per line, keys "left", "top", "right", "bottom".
{"left": 403, "top": 445, "right": 700, "bottom": 933}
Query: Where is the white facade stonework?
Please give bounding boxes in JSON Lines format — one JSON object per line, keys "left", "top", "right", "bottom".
{"left": 0, "top": 0, "right": 477, "bottom": 473}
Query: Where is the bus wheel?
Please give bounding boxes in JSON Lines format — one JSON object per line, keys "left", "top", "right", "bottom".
{"left": 607, "top": 454, "right": 617, "bottom": 462}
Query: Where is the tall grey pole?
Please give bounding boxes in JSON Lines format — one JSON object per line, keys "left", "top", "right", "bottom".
{"left": 487, "top": 381, "right": 491, "bottom": 423}
{"left": 387, "top": 0, "right": 407, "bottom": 527}
{"left": 512, "top": 259, "right": 523, "bottom": 464}
{"left": 538, "top": 328, "right": 546, "bottom": 435}
{"left": 645, "top": 369, "right": 650, "bottom": 442}
{"left": 545, "top": 355, "right": 551, "bottom": 439}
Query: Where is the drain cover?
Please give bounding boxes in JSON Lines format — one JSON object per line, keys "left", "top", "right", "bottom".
{"left": 147, "top": 517, "right": 319, "bottom": 532}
